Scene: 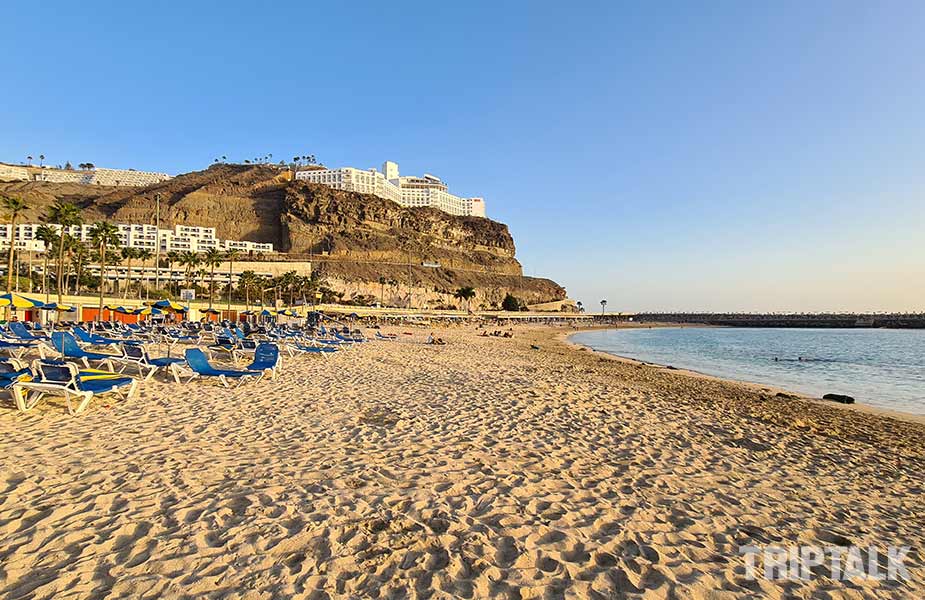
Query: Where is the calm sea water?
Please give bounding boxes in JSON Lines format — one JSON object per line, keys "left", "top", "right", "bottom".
{"left": 570, "top": 327, "right": 925, "bottom": 415}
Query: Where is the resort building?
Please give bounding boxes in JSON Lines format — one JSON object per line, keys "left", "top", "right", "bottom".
{"left": 295, "top": 160, "right": 487, "bottom": 218}
{"left": 0, "top": 162, "right": 171, "bottom": 187}
{"left": 295, "top": 166, "right": 402, "bottom": 204}
{"left": 0, "top": 223, "right": 274, "bottom": 254}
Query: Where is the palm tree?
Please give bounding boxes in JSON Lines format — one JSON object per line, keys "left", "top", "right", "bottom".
{"left": 576, "top": 301, "right": 584, "bottom": 313}
{"left": 88, "top": 222, "right": 120, "bottom": 319}
{"left": 39, "top": 154, "right": 45, "bottom": 167}
{"left": 136, "top": 248, "right": 153, "bottom": 298}
{"left": 35, "top": 224, "right": 57, "bottom": 302}
{"left": 120, "top": 247, "right": 139, "bottom": 299}
{"left": 70, "top": 243, "right": 89, "bottom": 296}
{"left": 600, "top": 299, "right": 607, "bottom": 315}
{"left": 179, "top": 251, "right": 200, "bottom": 289}
{"left": 63, "top": 234, "right": 81, "bottom": 294}
{"left": 454, "top": 286, "right": 477, "bottom": 313}
{"left": 224, "top": 248, "right": 240, "bottom": 310}
{"left": 45, "top": 200, "right": 82, "bottom": 304}
{"left": 1, "top": 196, "right": 29, "bottom": 300}
{"left": 276, "top": 271, "right": 298, "bottom": 305}
{"left": 202, "top": 248, "right": 225, "bottom": 308}
{"left": 165, "top": 250, "right": 180, "bottom": 294}
{"left": 237, "top": 270, "right": 261, "bottom": 312}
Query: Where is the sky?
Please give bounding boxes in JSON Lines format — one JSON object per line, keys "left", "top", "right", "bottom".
{"left": 2, "top": 1, "right": 923, "bottom": 312}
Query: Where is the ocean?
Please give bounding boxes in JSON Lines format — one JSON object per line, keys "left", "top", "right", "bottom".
{"left": 570, "top": 327, "right": 925, "bottom": 415}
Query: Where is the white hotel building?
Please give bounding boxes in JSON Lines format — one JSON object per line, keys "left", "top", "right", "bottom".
{"left": 0, "top": 162, "right": 171, "bottom": 187}
{"left": 295, "top": 161, "right": 486, "bottom": 218}
{"left": 0, "top": 223, "right": 273, "bottom": 254}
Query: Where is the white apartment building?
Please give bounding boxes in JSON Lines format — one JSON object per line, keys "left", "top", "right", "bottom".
{"left": 295, "top": 160, "right": 487, "bottom": 217}
{"left": 295, "top": 166, "right": 403, "bottom": 204}
{"left": 0, "top": 162, "right": 171, "bottom": 187}
{"left": 0, "top": 223, "right": 273, "bottom": 254}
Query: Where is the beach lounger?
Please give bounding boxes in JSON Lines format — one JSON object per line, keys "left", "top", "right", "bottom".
{"left": 0, "top": 358, "right": 32, "bottom": 389}
{"left": 231, "top": 338, "right": 259, "bottom": 363}
{"left": 51, "top": 332, "right": 119, "bottom": 369}
{"left": 112, "top": 344, "right": 186, "bottom": 381}
{"left": 0, "top": 338, "right": 42, "bottom": 360}
{"left": 288, "top": 342, "right": 338, "bottom": 357}
{"left": 74, "top": 326, "right": 127, "bottom": 346}
{"left": 208, "top": 335, "right": 238, "bottom": 360}
{"left": 9, "top": 321, "right": 46, "bottom": 341}
{"left": 11, "top": 360, "right": 138, "bottom": 415}
{"left": 247, "top": 343, "right": 281, "bottom": 380}
{"left": 174, "top": 348, "right": 264, "bottom": 387}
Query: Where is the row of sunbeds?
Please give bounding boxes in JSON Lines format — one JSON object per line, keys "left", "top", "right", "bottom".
{"left": 0, "top": 320, "right": 355, "bottom": 414}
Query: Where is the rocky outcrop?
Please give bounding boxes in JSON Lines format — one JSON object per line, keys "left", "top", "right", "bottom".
{"left": 0, "top": 164, "right": 567, "bottom": 305}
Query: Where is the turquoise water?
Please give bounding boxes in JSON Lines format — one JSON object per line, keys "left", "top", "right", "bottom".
{"left": 570, "top": 327, "right": 925, "bottom": 415}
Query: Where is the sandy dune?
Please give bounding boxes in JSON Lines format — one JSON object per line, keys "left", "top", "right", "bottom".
{"left": 1, "top": 327, "right": 922, "bottom": 598}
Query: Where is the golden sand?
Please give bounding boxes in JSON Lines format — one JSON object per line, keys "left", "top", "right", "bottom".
{"left": 1, "top": 326, "right": 922, "bottom": 598}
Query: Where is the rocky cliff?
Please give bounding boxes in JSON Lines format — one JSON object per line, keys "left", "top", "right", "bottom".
{"left": 0, "top": 165, "right": 566, "bottom": 306}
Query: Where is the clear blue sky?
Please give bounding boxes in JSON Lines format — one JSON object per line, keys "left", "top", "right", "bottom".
{"left": 3, "top": 1, "right": 923, "bottom": 312}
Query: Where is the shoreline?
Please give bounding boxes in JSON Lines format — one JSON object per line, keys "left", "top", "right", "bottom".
{"left": 560, "top": 326, "right": 925, "bottom": 425}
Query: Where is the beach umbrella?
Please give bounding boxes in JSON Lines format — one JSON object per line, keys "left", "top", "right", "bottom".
{"left": 241, "top": 310, "right": 255, "bottom": 316}
{"left": 259, "top": 309, "right": 273, "bottom": 317}
{"left": 153, "top": 299, "right": 187, "bottom": 312}
{"left": 202, "top": 308, "right": 221, "bottom": 314}
{"left": 134, "top": 306, "right": 164, "bottom": 316}
{"left": 40, "top": 303, "right": 74, "bottom": 312}
{"left": 115, "top": 306, "right": 135, "bottom": 314}
{"left": 0, "top": 293, "right": 44, "bottom": 309}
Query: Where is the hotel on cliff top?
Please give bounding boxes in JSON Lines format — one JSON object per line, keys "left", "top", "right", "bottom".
{"left": 1, "top": 158, "right": 487, "bottom": 218}
{"left": 295, "top": 161, "right": 486, "bottom": 218}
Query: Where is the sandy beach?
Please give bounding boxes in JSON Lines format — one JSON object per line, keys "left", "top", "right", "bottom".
{"left": 1, "top": 326, "right": 922, "bottom": 599}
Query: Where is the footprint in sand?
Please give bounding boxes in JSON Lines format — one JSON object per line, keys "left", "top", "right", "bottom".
{"left": 494, "top": 536, "right": 520, "bottom": 567}
{"left": 426, "top": 547, "right": 450, "bottom": 571}
{"left": 561, "top": 543, "right": 591, "bottom": 564}
{"left": 536, "top": 553, "right": 560, "bottom": 573}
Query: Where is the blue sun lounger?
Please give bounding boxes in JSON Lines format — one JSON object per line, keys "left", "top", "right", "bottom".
{"left": 0, "top": 338, "right": 42, "bottom": 359}
{"left": 51, "top": 331, "right": 119, "bottom": 369}
{"left": 9, "top": 321, "right": 45, "bottom": 341}
{"left": 11, "top": 359, "right": 138, "bottom": 415}
{"left": 0, "top": 358, "right": 31, "bottom": 389}
{"left": 178, "top": 348, "right": 264, "bottom": 387}
{"left": 111, "top": 343, "right": 186, "bottom": 380}
{"left": 247, "top": 343, "right": 281, "bottom": 380}
{"left": 288, "top": 342, "right": 338, "bottom": 357}
{"left": 74, "top": 326, "right": 126, "bottom": 346}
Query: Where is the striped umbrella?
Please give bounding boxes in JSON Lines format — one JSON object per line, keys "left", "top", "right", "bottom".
{"left": 40, "top": 303, "right": 75, "bottom": 312}
{"left": 0, "top": 293, "right": 45, "bottom": 309}
{"left": 153, "top": 299, "right": 188, "bottom": 312}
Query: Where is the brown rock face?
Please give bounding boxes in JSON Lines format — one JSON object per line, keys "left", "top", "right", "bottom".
{"left": 0, "top": 164, "right": 566, "bottom": 305}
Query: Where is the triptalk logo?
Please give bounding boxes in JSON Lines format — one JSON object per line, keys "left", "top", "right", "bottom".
{"left": 739, "top": 545, "right": 911, "bottom": 581}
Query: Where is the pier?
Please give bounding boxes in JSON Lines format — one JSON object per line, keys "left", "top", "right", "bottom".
{"left": 619, "top": 312, "right": 925, "bottom": 329}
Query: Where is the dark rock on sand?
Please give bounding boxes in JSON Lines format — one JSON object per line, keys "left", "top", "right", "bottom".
{"left": 823, "top": 393, "right": 855, "bottom": 404}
